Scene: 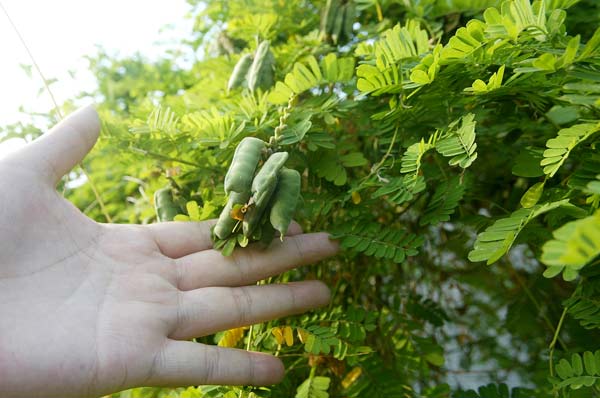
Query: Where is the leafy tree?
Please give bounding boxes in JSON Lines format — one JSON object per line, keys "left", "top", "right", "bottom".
{"left": 3, "top": 0, "right": 600, "bottom": 396}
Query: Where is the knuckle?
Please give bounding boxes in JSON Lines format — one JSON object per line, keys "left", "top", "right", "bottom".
{"left": 202, "top": 346, "right": 221, "bottom": 384}
{"left": 231, "top": 286, "right": 254, "bottom": 325}
{"left": 230, "top": 251, "right": 251, "bottom": 285}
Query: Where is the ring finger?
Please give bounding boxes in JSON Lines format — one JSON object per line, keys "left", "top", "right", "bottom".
{"left": 169, "top": 280, "right": 330, "bottom": 340}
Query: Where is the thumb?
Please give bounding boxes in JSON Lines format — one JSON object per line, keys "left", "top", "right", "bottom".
{"left": 21, "top": 104, "right": 100, "bottom": 185}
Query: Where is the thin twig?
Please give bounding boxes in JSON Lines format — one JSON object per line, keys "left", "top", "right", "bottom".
{"left": 0, "top": 2, "right": 63, "bottom": 119}
{"left": 1, "top": 2, "right": 112, "bottom": 222}
{"left": 549, "top": 306, "right": 568, "bottom": 378}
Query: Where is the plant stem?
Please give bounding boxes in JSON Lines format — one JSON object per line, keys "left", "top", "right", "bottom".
{"left": 2, "top": 2, "right": 112, "bottom": 223}
{"left": 509, "top": 266, "right": 566, "bottom": 350}
{"left": 375, "top": 1, "right": 383, "bottom": 22}
{"left": 549, "top": 306, "right": 568, "bottom": 378}
{"left": 273, "top": 93, "right": 295, "bottom": 144}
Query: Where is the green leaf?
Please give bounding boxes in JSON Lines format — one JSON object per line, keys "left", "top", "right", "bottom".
{"left": 520, "top": 181, "right": 545, "bottom": 208}
{"left": 295, "top": 376, "right": 330, "bottom": 398}
{"left": 579, "top": 27, "right": 600, "bottom": 60}
{"left": 372, "top": 175, "right": 426, "bottom": 205}
{"left": 221, "top": 238, "right": 237, "bottom": 257}
{"left": 268, "top": 81, "right": 294, "bottom": 104}
{"left": 331, "top": 222, "right": 424, "bottom": 263}
{"left": 573, "top": 353, "right": 584, "bottom": 376}
{"left": 556, "top": 358, "right": 574, "bottom": 379}
{"left": 469, "top": 200, "right": 570, "bottom": 265}
{"left": 420, "top": 176, "right": 466, "bottom": 226}
{"left": 541, "top": 211, "right": 600, "bottom": 280}
{"left": 436, "top": 114, "right": 478, "bottom": 169}
{"left": 410, "top": 69, "right": 431, "bottom": 85}
{"left": 441, "top": 20, "right": 486, "bottom": 60}
{"left": 584, "top": 351, "right": 597, "bottom": 375}
{"left": 186, "top": 201, "right": 200, "bottom": 221}
{"left": 542, "top": 123, "right": 599, "bottom": 178}
{"left": 532, "top": 53, "right": 557, "bottom": 71}
{"left": 340, "top": 152, "right": 368, "bottom": 167}
{"left": 280, "top": 114, "right": 312, "bottom": 145}
{"left": 357, "top": 20, "right": 430, "bottom": 95}
{"left": 513, "top": 148, "right": 545, "bottom": 177}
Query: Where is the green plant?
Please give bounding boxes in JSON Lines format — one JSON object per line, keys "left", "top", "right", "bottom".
{"left": 6, "top": 0, "right": 600, "bottom": 396}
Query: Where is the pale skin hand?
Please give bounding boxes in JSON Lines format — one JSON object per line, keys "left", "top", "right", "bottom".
{"left": 0, "top": 106, "right": 338, "bottom": 398}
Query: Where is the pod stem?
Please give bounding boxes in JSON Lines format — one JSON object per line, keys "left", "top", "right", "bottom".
{"left": 272, "top": 93, "right": 296, "bottom": 145}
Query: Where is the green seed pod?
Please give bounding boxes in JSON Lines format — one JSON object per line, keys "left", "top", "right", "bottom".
{"left": 343, "top": 1, "right": 355, "bottom": 41}
{"left": 252, "top": 152, "right": 289, "bottom": 201}
{"left": 323, "top": 0, "right": 340, "bottom": 36}
{"left": 257, "top": 219, "right": 277, "bottom": 249}
{"left": 227, "top": 53, "right": 254, "bottom": 93}
{"left": 243, "top": 151, "right": 289, "bottom": 236}
{"left": 154, "top": 186, "right": 180, "bottom": 222}
{"left": 214, "top": 191, "right": 251, "bottom": 240}
{"left": 331, "top": 4, "right": 345, "bottom": 44}
{"left": 224, "top": 137, "right": 266, "bottom": 194}
{"left": 270, "top": 168, "right": 301, "bottom": 239}
{"left": 247, "top": 41, "right": 275, "bottom": 92}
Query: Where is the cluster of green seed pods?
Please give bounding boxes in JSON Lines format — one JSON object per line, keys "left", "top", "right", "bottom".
{"left": 227, "top": 41, "right": 275, "bottom": 93}
{"left": 213, "top": 136, "right": 302, "bottom": 255}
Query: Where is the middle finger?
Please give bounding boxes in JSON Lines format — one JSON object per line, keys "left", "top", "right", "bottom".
{"left": 174, "top": 233, "right": 338, "bottom": 290}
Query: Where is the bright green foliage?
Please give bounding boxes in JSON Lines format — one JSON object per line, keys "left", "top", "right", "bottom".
{"left": 356, "top": 20, "right": 430, "bottom": 95}
{"left": 465, "top": 65, "right": 505, "bottom": 93}
{"left": 552, "top": 350, "right": 600, "bottom": 390}
{"left": 541, "top": 123, "right": 599, "bottom": 178}
{"left": 469, "top": 200, "right": 570, "bottom": 264}
{"left": 400, "top": 134, "right": 437, "bottom": 187}
{"left": 520, "top": 181, "right": 545, "bottom": 208}
{"left": 268, "top": 54, "right": 355, "bottom": 103}
{"left": 129, "top": 105, "right": 179, "bottom": 135}
{"left": 296, "top": 375, "right": 331, "bottom": 398}
{"left": 435, "top": 114, "right": 478, "bottom": 169}
{"left": 331, "top": 223, "right": 424, "bottom": 263}
{"left": 541, "top": 210, "right": 600, "bottom": 280}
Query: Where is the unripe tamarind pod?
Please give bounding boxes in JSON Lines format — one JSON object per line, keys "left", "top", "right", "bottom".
{"left": 214, "top": 191, "right": 251, "bottom": 240}
{"left": 243, "top": 151, "right": 289, "bottom": 236}
{"left": 251, "top": 152, "right": 289, "bottom": 200}
{"left": 247, "top": 41, "right": 274, "bottom": 92}
{"left": 269, "top": 168, "right": 301, "bottom": 239}
{"left": 257, "top": 220, "right": 277, "bottom": 249}
{"left": 322, "top": 0, "right": 340, "bottom": 36}
{"left": 224, "top": 137, "right": 266, "bottom": 194}
{"left": 343, "top": 1, "right": 355, "bottom": 41}
{"left": 331, "top": 3, "right": 345, "bottom": 44}
{"left": 227, "top": 53, "right": 254, "bottom": 93}
{"left": 154, "top": 186, "right": 180, "bottom": 222}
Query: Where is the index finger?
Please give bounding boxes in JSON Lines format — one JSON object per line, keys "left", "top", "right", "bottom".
{"left": 145, "top": 219, "right": 304, "bottom": 259}
{"left": 174, "top": 232, "right": 339, "bottom": 290}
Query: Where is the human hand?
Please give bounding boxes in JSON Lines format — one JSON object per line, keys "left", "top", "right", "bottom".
{"left": 0, "top": 106, "right": 338, "bottom": 398}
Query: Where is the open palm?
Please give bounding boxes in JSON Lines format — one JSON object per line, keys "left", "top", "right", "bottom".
{"left": 0, "top": 106, "right": 337, "bottom": 398}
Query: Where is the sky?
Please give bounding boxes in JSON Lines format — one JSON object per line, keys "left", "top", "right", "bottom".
{"left": 0, "top": 0, "right": 193, "bottom": 155}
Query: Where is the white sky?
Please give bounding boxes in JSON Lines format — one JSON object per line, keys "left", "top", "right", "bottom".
{"left": 0, "top": 0, "right": 192, "bottom": 155}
